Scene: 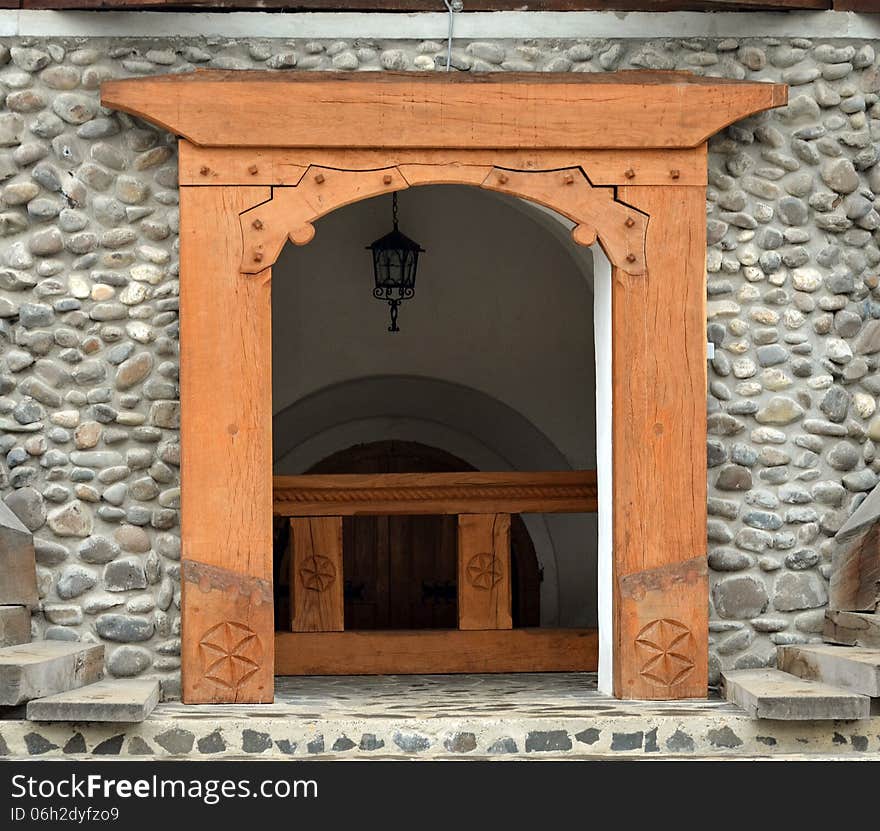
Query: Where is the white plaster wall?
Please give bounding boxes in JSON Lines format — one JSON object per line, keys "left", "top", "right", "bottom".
{"left": 271, "top": 185, "right": 599, "bottom": 627}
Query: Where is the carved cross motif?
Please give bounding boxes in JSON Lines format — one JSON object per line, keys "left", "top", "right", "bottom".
{"left": 199, "top": 621, "right": 262, "bottom": 692}
{"left": 634, "top": 618, "right": 696, "bottom": 690}
{"left": 298, "top": 554, "right": 337, "bottom": 593}
{"left": 466, "top": 552, "right": 504, "bottom": 591}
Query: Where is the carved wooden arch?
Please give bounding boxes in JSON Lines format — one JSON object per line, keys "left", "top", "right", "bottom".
{"left": 237, "top": 165, "right": 648, "bottom": 276}
{"left": 101, "top": 71, "right": 787, "bottom": 703}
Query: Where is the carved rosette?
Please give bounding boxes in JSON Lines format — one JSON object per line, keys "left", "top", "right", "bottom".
{"left": 634, "top": 618, "right": 696, "bottom": 690}
{"left": 466, "top": 552, "right": 504, "bottom": 591}
{"left": 298, "top": 554, "right": 337, "bottom": 593}
{"left": 199, "top": 621, "right": 262, "bottom": 692}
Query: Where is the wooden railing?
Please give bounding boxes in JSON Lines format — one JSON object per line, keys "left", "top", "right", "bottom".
{"left": 272, "top": 470, "right": 599, "bottom": 675}
{"left": 273, "top": 470, "right": 598, "bottom": 516}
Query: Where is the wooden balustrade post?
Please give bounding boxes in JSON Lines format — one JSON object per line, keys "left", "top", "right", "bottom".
{"left": 290, "top": 516, "right": 345, "bottom": 632}
{"left": 458, "top": 514, "right": 512, "bottom": 631}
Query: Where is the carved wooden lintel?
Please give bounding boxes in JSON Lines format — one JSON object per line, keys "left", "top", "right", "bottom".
{"left": 238, "top": 164, "right": 648, "bottom": 276}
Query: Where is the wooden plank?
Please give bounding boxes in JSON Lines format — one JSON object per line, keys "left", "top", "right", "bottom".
{"left": 275, "top": 629, "right": 598, "bottom": 675}
{"left": 26, "top": 679, "right": 160, "bottom": 723}
{"left": 179, "top": 143, "right": 709, "bottom": 188}
{"left": 290, "top": 516, "right": 344, "bottom": 633}
{"left": 777, "top": 643, "right": 880, "bottom": 698}
{"left": 273, "top": 470, "right": 597, "bottom": 517}
{"left": 0, "top": 642, "right": 104, "bottom": 706}
{"left": 612, "top": 180, "right": 709, "bottom": 700}
{"left": 0, "top": 502, "right": 37, "bottom": 607}
{"left": 722, "top": 669, "right": 870, "bottom": 721}
{"left": 101, "top": 71, "right": 787, "bottom": 151}
{"left": 0, "top": 606, "right": 30, "bottom": 647}
{"left": 832, "top": 0, "right": 879, "bottom": 10}
{"left": 179, "top": 183, "right": 275, "bottom": 704}
{"left": 830, "top": 522, "right": 880, "bottom": 612}
{"left": 458, "top": 514, "right": 512, "bottom": 631}
{"left": 22, "top": 1, "right": 834, "bottom": 9}
{"left": 825, "top": 610, "right": 880, "bottom": 649}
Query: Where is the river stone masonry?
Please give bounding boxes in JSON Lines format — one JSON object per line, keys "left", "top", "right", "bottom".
{"left": 0, "top": 33, "right": 879, "bottom": 697}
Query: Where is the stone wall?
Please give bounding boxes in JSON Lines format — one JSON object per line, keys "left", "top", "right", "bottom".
{"left": 0, "top": 31, "right": 878, "bottom": 697}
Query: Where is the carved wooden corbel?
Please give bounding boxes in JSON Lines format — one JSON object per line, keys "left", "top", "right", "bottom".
{"left": 479, "top": 167, "right": 648, "bottom": 275}
{"left": 239, "top": 166, "right": 409, "bottom": 274}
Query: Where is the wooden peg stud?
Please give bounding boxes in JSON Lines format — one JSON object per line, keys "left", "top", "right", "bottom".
{"left": 252, "top": 219, "right": 263, "bottom": 230}
{"left": 626, "top": 253, "right": 637, "bottom": 263}
{"left": 563, "top": 172, "right": 574, "bottom": 185}
{"left": 314, "top": 172, "right": 325, "bottom": 184}
{"left": 497, "top": 172, "right": 509, "bottom": 184}
{"left": 624, "top": 168, "right": 636, "bottom": 179}
{"left": 248, "top": 164, "right": 259, "bottom": 175}
{"left": 625, "top": 217, "right": 635, "bottom": 228}
{"left": 199, "top": 165, "right": 210, "bottom": 177}
{"left": 383, "top": 174, "right": 393, "bottom": 185}
{"left": 670, "top": 169, "right": 681, "bottom": 180}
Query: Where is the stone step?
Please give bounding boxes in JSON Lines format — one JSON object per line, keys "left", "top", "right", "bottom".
{"left": 0, "top": 606, "right": 30, "bottom": 648}
{"left": 0, "top": 641, "right": 103, "bottom": 706}
{"left": 721, "top": 668, "right": 870, "bottom": 720}
{"left": 0, "top": 501, "right": 37, "bottom": 607}
{"left": 27, "top": 679, "right": 159, "bottom": 723}
{"left": 825, "top": 610, "right": 880, "bottom": 649}
{"left": 778, "top": 643, "right": 880, "bottom": 697}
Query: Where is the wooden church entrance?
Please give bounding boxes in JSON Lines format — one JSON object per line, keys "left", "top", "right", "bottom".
{"left": 275, "top": 442, "right": 541, "bottom": 634}
{"left": 102, "top": 70, "right": 787, "bottom": 701}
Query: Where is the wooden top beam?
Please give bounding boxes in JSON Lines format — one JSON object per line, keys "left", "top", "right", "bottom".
{"left": 101, "top": 70, "right": 787, "bottom": 151}
{"left": 273, "top": 470, "right": 598, "bottom": 516}
{"left": 19, "top": 1, "right": 838, "bottom": 10}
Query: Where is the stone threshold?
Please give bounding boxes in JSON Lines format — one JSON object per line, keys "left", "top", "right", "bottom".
{"left": 2, "top": 674, "right": 880, "bottom": 759}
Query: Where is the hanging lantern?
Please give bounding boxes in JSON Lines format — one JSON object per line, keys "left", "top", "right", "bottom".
{"left": 366, "top": 192, "right": 425, "bottom": 333}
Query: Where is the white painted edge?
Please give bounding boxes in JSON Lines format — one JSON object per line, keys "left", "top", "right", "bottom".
{"left": 594, "top": 246, "right": 613, "bottom": 697}
{"left": 0, "top": 10, "right": 878, "bottom": 41}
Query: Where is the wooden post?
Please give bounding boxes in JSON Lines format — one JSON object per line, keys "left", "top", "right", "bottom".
{"left": 179, "top": 183, "right": 275, "bottom": 704}
{"left": 458, "top": 514, "right": 512, "bottom": 631}
{"left": 611, "top": 177, "right": 709, "bottom": 700}
{"left": 290, "top": 516, "right": 344, "bottom": 632}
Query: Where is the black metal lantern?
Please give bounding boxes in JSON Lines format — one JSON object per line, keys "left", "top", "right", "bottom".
{"left": 367, "top": 192, "right": 424, "bottom": 333}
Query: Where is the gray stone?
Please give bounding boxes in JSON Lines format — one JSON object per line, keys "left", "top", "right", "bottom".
{"left": 525, "top": 730, "right": 572, "bottom": 752}
{"left": 154, "top": 728, "right": 195, "bottom": 755}
{"left": 103, "top": 557, "right": 147, "bottom": 592}
{"left": 95, "top": 613, "right": 154, "bottom": 642}
{"left": 198, "top": 730, "right": 227, "bottom": 754}
{"left": 773, "top": 571, "right": 828, "bottom": 612}
{"left": 116, "top": 352, "right": 153, "bottom": 390}
{"left": 715, "top": 464, "right": 752, "bottom": 491}
{"left": 47, "top": 501, "right": 92, "bottom": 537}
{"left": 5, "top": 487, "right": 46, "bottom": 532}
{"left": 756, "top": 396, "right": 804, "bottom": 425}
{"left": 828, "top": 441, "right": 860, "bottom": 471}
{"left": 52, "top": 94, "right": 97, "bottom": 125}
{"left": 55, "top": 564, "right": 96, "bottom": 599}
{"left": 242, "top": 729, "right": 273, "bottom": 753}
{"left": 712, "top": 575, "right": 769, "bottom": 619}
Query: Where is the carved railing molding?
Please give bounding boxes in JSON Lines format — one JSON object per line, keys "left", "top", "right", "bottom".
{"left": 272, "top": 471, "right": 598, "bottom": 517}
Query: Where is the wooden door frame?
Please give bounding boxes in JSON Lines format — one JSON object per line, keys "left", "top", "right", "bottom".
{"left": 101, "top": 70, "right": 787, "bottom": 702}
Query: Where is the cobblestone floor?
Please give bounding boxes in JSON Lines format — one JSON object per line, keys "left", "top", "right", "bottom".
{"left": 2, "top": 673, "right": 880, "bottom": 759}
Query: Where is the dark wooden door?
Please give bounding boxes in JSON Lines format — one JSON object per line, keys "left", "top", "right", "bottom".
{"left": 280, "top": 441, "right": 540, "bottom": 630}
